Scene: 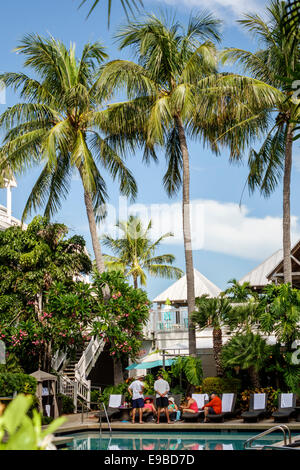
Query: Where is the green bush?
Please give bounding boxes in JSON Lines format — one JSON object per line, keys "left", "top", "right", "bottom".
{"left": 0, "top": 373, "right": 37, "bottom": 397}
{"left": 199, "top": 377, "right": 241, "bottom": 395}
{"left": 58, "top": 393, "right": 75, "bottom": 415}
{"left": 99, "top": 382, "right": 131, "bottom": 406}
{"left": 0, "top": 354, "right": 23, "bottom": 374}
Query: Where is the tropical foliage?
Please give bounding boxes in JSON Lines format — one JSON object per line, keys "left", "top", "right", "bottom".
{"left": 222, "top": 0, "right": 300, "bottom": 284}
{"left": 102, "top": 215, "right": 183, "bottom": 288}
{"left": 92, "top": 270, "right": 150, "bottom": 384}
{"left": 0, "top": 217, "right": 95, "bottom": 371}
{"left": 258, "top": 283, "right": 300, "bottom": 347}
{"left": 193, "top": 295, "right": 232, "bottom": 377}
{"left": 0, "top": 394, "right": 65, "bottom": 450}
{"left": 171, "top": 356, "right": 203, "bottom": 387}
{"left": 221, "top": 332, "right": 273, "bottom": 388}
{"left": 225, "top": 279, "right": 256, "bottom": 303}
{"left": 79, "top": 0, "right": 143, "bottom": 25}
{"left": 0, "top": 35, "right": 137, "bottom": 274}
{"left": 0, "top": 373, "right": 37, "bottom": 397}
{"left": 100, "top": 12, "right": 224, "bottom": 356}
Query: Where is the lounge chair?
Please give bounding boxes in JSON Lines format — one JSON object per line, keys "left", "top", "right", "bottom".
{"left": 207, "top": 393, "right": 237, "bottom": 423}
{"left": 181, "top": 394, "right": 209, "bottom": 422}
{"left": 272, "top": 393, "right": 297, "bottom": 422}
{"left": 241, "top": 393, "right": 267, "bottom": 422}
{"left": 97, "top": 394, "right": 123, "bottom": 422}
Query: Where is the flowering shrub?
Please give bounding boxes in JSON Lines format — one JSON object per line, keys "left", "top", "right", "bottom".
{"left": 92, "top": 271, "right": 150, "bottom": 361}
{"left": 0, "top": 281, "right": 97, "bottom": 372}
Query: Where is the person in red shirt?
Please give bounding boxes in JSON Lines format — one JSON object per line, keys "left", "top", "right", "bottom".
{"left": 202, "top": 393, "right": 222, "bottom": 422}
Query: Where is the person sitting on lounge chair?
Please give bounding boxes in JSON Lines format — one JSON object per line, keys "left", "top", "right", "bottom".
{"left": 202, "top": 392, "right": 222, "bottom": 422}
{"left": 168, "top": 397, "right": 181, "bottom": 421}
{"left": 180, "top": 393, "right": 198, "bottom": 414}
{"left": 143, "top": 397, "right": 157, "bottom": 418}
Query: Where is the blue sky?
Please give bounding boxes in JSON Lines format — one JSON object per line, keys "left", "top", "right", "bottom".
{"left": 0, "top": 0, "right": 300, "bottom": 299}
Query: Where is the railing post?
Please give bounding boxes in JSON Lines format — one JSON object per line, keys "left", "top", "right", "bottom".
{"left": 87, "top": 380, "right": 91, "bottom": 408}
{"left": 74, "top": 381, "right": 78, "bottom": 413}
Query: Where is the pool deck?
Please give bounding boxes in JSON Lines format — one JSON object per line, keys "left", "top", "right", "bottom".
{"left": 55, "top": 413, "right": 300, "bottom": 435}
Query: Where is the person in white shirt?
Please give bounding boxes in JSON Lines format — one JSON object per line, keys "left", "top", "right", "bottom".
{"left": 154, "top": 373, "right": 171, "bottom": 424}
{"left": 128, "top": 376, "right": 145, "bottom": 424}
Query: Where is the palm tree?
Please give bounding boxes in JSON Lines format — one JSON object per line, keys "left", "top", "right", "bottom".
{"left": 99, "top": 12, "right": 223, "bottom": 356}
{"left": 221, "top": 332, "right": 272, "bottom": 388}
{"left": 102, "top": 215, "right": 183, "bottom": 288}
{"left": 0, "top": 35, "right": 137, "bottom": 274}
{"left": 225, "top": 278, "right": 257, "bottom": 303}
{"left": 283, "top": 1, "right": 300, "bottom": 37}
{"left": 192, "top": 295, "right": 232, "bottom": 377}
{"left": 79, "top": 0, "right": 143, "bottom": 26}
{"left": 222, "top": 0, "right": 300, "bottom": 284}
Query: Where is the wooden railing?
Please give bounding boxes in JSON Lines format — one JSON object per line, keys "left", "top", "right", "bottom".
{"left": 56, "top": 336, "right": 105, "bottom": 412}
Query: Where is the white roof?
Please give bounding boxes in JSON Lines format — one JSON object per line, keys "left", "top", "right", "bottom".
{"left": 153, "top": 269, "right": 221, "bottom": 303}
{"left": 239, "top": 249, "right": 283, "bottom": 287}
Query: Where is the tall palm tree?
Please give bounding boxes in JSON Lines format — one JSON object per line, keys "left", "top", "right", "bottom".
{"left": 192, "top": 295, "right": 232, "bottom": 377}
{"left": 99, "top": 12, "right": 223, "bottom": 356}
{"left": 0, "top": 35, "right": 137, "bottom": 274}
{"left": 222, "top": 0, "right": 300, "bottom": 284}
{"left": 102, "top": 215, "right": 183, "bottom": 288}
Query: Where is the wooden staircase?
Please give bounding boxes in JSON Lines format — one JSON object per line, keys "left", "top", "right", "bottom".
{"left": 62, "top": 348, "right": 85, "bottom": 381}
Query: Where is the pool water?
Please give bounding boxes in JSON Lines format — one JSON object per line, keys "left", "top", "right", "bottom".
{"left": 62, "top": 431, "right": 298, "bottom": 451}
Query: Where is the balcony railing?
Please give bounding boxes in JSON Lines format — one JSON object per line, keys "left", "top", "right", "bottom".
{"left": 147, "top": 308, "right": 189, "bottom": 333}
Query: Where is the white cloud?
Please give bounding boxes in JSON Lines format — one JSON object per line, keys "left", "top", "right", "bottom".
{"left": 98, "top": 197, "right": 300, "bottom": 262}
{"left": 147, "top": 0, "right": 265, "bottom": 20}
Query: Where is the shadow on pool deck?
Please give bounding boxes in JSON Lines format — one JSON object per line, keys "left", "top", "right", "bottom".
{"left": 54, "top": 413, "right": 300, "bottom": 435}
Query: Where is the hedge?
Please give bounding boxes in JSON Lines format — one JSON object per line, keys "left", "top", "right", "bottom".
{"left": 199, "top": 377, "right": 241, "bottom": 395}
{"left": 0, "top": 373, "right": 37, "bottom": 397}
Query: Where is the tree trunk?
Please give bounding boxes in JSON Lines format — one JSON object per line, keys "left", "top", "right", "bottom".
{"left": 83, "top": 189, "right": 105, "bottom": 274}
{"left": 249, "top": 366, "right": 261, "bottom": 389}
{"left": 113, "top": 357, "right": 124, "bottom": 385}
{"left": 175, "top": 115, "right": 196, "bottom": 357}
{"left": 213, "top": 327, "right": 224, "bottom": 377}
{"left": 78, "top": 167, "right": 105, "bottom": 274}
{"left": 133, "top": 274, "right": 138, "bottom": 289}
{"left": 283, "top": 124, "right": 294, "bottom": 284}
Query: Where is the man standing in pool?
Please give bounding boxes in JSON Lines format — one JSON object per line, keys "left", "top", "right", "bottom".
{"left": 128, "top": 376, "right": 145, "bottom": 424}
{"left": 154, "top": 373, "right": 171, "bottom": 424}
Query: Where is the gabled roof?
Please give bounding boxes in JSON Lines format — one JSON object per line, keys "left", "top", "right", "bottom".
{"left": 268, "top": 240, "right": 300, "bottom": 281}
{"left": 153, "top": 269, "right": 222, "bottom": 304}
{"left": 239, "top": 249, "right": 283, "bottom": 289}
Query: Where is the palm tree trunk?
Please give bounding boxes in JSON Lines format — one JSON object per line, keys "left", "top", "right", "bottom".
{"left": 175, "top": 115, "right": 196, "bottom": 357}
{"left": 133, "top": 274, "right": 138, "bottom": 289}
{"left": 283, "top": 124, "right": 294, "bottom": 284}
{"left": 213, "top": 327, "right": 224, "bottom": 377}
{"left": 79, "top": 173, "right": 105, "bottom": 274}
{"left": 249, "top": 366, "right": 261, "bottom": 389}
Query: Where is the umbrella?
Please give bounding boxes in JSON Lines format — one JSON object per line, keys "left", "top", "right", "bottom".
{"left": 126, "top": 359, "right": 175, "bottom": 370}
{"left": 126, "top": 351, "right": 175, "bottom": 370}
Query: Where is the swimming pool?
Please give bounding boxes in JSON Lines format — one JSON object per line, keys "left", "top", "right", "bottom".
{"left": 60, "top": 430, "right": 298, "bottom": 451}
